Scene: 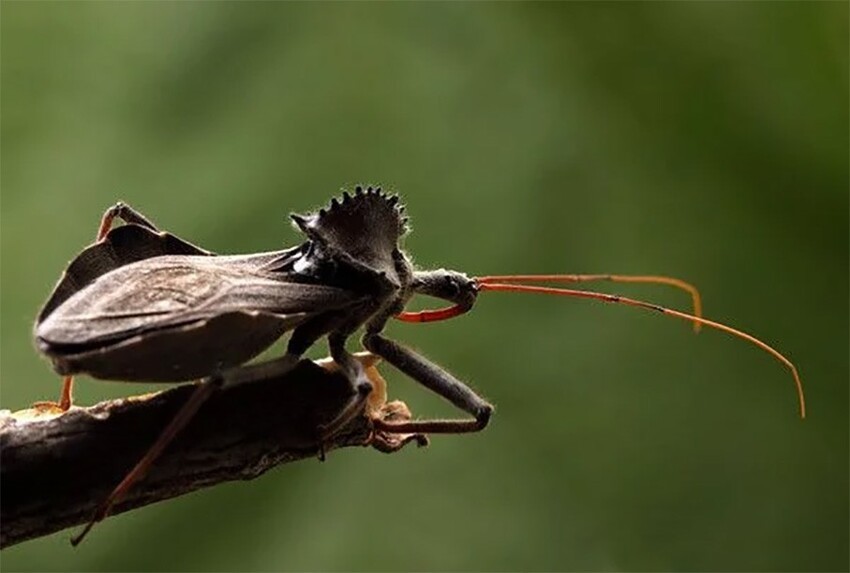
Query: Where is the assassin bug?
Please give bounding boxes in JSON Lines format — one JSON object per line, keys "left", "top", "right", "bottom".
{"left": 34, "top": 186, "right": 805, "bottom": 545}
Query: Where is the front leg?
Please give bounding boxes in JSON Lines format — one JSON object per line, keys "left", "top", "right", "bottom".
{"left": 362, "top": 332, "right": 492, "bottom": 434}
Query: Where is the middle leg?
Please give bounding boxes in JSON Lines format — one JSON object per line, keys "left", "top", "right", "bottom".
{"left": 316, "top": 331, "right": 373, "bottom": 441}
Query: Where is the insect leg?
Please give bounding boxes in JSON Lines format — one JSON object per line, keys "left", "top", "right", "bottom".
{"left": 362, "top": 332, "right": 493, "bottom": 434}
{"left": 220, "top": 312, "right": 353, "bottom": 389}
{"left": 96, "top": 201, "right": 160, "bottom": 241}
{"left": 37, "top": 204, "right": 166, "bottom": 414}
{"left": 31, "top": 375, "right": 75, "bottom": 413}
{"left": 292, "top": 313, "right": 375, "bottom": 438}
{"left": 57, "top": 375, "right": 73, "bottom": 410}
{"left": 216, "top": 354, "right": 301, "bottom": 387}
{"left": 316, "top": 332, "right": 373, "bottom": 441}
{"left": 75, "top": 347, "right": 315, "bottom": 545}
{"left": 212, "top": 317, "right": 374, "bottom": 457}
{"left": 70, "top": 376, "right": 222, "bottom": 546}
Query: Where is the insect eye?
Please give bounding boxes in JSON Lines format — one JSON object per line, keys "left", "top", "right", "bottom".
{"left": 448, "top": 274, "right": 478, "bottom": 299}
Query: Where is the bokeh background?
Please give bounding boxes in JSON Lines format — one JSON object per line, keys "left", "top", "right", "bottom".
{"left": 1, "top": 3, "right": 847, "bottom": 571}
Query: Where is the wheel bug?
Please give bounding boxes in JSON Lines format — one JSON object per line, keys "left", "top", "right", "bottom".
{"left": 34, "top": 186, "right": 805, "bottom": 545}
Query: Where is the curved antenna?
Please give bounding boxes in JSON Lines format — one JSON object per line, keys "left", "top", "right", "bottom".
{"left": 477, "top": 282, "right": 805, "bottom": 419}
{"left": 477, "top": 274, "right": 703, "bottom": 332}
{"left": 396, "top": 274, "right": 703, "bottom": 326}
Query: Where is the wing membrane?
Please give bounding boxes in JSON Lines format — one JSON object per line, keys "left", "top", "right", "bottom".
{"left": 36, "top": 254, "right": 364, "bottom": 347}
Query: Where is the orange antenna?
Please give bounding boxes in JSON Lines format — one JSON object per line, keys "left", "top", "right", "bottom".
{"left": 475, "top": 280, "right": 805, "bottom": 419}
{"left": 396, "top": 274, "right": 703, "bottom": 326}
{"left": 477, "top": 274, "right": 703, "bottom": 332}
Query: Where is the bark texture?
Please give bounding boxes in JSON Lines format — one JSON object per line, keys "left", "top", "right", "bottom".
{"left": 0, "top": 357, "right": 426, "bottom": 548}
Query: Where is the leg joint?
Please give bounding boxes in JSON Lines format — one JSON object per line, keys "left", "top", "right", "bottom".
{"left": 361, "top": 331, "right": 385, "bottom": 352}
{"left": 475, "top": 403, "right": 493, "bottom": 429}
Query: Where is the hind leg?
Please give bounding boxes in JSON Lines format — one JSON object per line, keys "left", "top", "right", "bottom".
{"left": 96, "top": 201, "right": 160, "bottom": 240}
{"left": 31, "top": 375, "right": 75, "bottom": 413}
{"left": 36, "top": 204, "right": 174, "bottom": 412}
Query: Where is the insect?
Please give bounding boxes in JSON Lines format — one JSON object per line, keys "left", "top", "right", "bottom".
{"left": 34, "top": 186, "right": 805, "bottom": 545}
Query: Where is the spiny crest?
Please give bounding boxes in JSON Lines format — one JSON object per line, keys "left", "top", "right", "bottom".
{"left": 291, "top": 185, "right": 408, "bottom": 272}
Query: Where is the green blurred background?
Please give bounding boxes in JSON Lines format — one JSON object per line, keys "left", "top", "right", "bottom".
{"left": 1, "top": 3, "right": 847, "bottom": 571}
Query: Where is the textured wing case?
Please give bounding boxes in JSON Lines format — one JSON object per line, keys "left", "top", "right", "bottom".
{"left": 37, "top": 224, "right": 215, "bottom": 322}
{"left": 35, "top": 226, "right": 364, "bottom": 381}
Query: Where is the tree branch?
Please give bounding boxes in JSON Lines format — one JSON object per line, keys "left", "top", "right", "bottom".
{"left": 0, "top": 356, "right": 427, "bottom": 548}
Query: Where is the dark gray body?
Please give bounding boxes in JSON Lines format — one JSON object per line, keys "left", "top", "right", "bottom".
{"left": 36, "top": 252, "right": 360, "bottom": 380}
{"left": 37, "top": 188, "right": 494, "bottom": 547}
{"left": 35, "top": 187, "right": 491, "bottom": 431}
{"left": 35, "top": 210, "right": 374, "bottom": 381}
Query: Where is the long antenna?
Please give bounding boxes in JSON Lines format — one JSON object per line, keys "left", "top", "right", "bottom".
{"left": 476, "top": 274, "right": 703, "bottom": 332}
{"left": 396, "top": 274, "right": 704, "bottom": 326}
{"left": 475, "top": 281, "right": 805, "bottom": 419}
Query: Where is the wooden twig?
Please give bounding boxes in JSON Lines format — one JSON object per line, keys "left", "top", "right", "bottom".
{"left": 0, "top": 356, "right": 427, "bottom": 548}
